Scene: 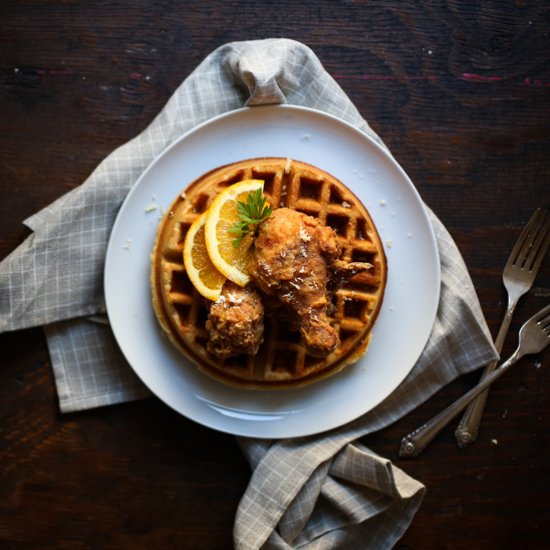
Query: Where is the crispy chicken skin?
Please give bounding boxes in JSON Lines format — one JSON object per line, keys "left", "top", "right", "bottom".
{"left": 206, "top": 281, "right": 264, "bottom": 358}
{"left": 248, "top": 208, "right": 342, "bottom": 357}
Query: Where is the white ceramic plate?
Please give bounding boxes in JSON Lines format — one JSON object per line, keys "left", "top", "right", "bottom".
{"left": 104, "top": 105, "right": 440, "bottom": 438}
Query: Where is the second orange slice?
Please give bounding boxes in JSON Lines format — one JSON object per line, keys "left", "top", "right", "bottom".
{"left": 183, "top": 211, "right": 226, "bottom": 301}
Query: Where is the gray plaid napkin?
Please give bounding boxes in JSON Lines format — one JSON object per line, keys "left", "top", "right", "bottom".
{"left": 0, "top": 39, "right": 497, "bottom": 549}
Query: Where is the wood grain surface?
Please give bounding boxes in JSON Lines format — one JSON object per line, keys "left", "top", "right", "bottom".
{"left": 1, "top": 2, "right": 548, "bottom": 549}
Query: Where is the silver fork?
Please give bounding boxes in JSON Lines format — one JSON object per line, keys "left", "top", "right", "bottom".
{"left": 455, "top": 208, "right": 550, "bottom": 447}
{"left": 400, "top": 303, "right": 550, "bottom": 458}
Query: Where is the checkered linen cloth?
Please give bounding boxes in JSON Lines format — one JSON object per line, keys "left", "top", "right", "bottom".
{"left": 0, "top": 39, "right": 497, "bottom": 549}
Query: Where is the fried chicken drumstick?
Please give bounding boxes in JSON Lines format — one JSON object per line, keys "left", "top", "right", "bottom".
{"left": 248, "top": 208, "right": 372, "bottom": 358}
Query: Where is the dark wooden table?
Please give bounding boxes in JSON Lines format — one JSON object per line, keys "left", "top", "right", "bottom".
{"left": 1, "top": 2, "right": 549, "bottom": 549}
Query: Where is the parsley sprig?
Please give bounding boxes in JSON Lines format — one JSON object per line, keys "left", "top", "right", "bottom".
{"left": 228, "top": 188, "right": 272, "bottom": 248}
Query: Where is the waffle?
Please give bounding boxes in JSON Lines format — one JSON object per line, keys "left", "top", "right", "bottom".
{"left": 150, "top": 157, "right": 387, "bottom": 389}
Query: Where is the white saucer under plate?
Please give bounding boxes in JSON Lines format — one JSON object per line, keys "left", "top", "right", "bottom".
{"left": 104, "top": 105, "right": 440, "bottom": 438}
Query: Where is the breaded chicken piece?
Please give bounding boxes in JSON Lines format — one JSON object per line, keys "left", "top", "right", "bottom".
{"left": 206, "top": 281, "right": 264, "bottom": 358}
{"left": 248, "top": 208, "right": 357, "bottom": 357}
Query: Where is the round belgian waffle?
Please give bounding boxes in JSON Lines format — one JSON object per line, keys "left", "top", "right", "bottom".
{"left": 150, "top": 157, "right": 387, "bottom": 389}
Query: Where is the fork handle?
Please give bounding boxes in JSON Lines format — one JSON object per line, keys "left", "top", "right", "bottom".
{"left": 454, "top": 298, "right": 516, "bottom": 447}
{"left": 399, "top": 348, "right": 522, "bottom": 458}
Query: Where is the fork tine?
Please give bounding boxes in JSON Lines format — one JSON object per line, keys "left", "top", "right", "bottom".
{"left": 526, "top": 215, "right": 550, "bottom": 272}
{"left": 538, "top": 312, "right": 550, "bottom": 328}
{"left": 536, "top": 305, "right": 550, "bottom": 328}
{"left": 512, "top": 209, "right": 549, "bottom": 268}
{"left": 507, "top": 210, "right": 541, "bottom": 265}
{"left": 530, "top": 303, "right": 550, "bottom": 324}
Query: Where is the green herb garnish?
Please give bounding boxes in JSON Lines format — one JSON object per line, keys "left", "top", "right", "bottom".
{"left": 228, "top": 188, "right": 272, "bottom": 248}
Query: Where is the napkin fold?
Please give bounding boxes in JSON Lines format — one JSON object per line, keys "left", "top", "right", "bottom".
{"left": 0, "top": 39, "right": 498, "bottom": 549}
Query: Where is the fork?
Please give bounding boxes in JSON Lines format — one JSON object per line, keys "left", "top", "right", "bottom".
{"left": 399, "top": 303, "right": 550, "bottom": 458}
{"left": 455, "top": 208, "right": 550, "bottom": 448}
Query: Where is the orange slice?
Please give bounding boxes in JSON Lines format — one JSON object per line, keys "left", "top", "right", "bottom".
{"left": 183, "top": 211, "right": 226, "bottom": 301}
{"left": 204, "top": 180, "right": 265, "bottom": 286}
